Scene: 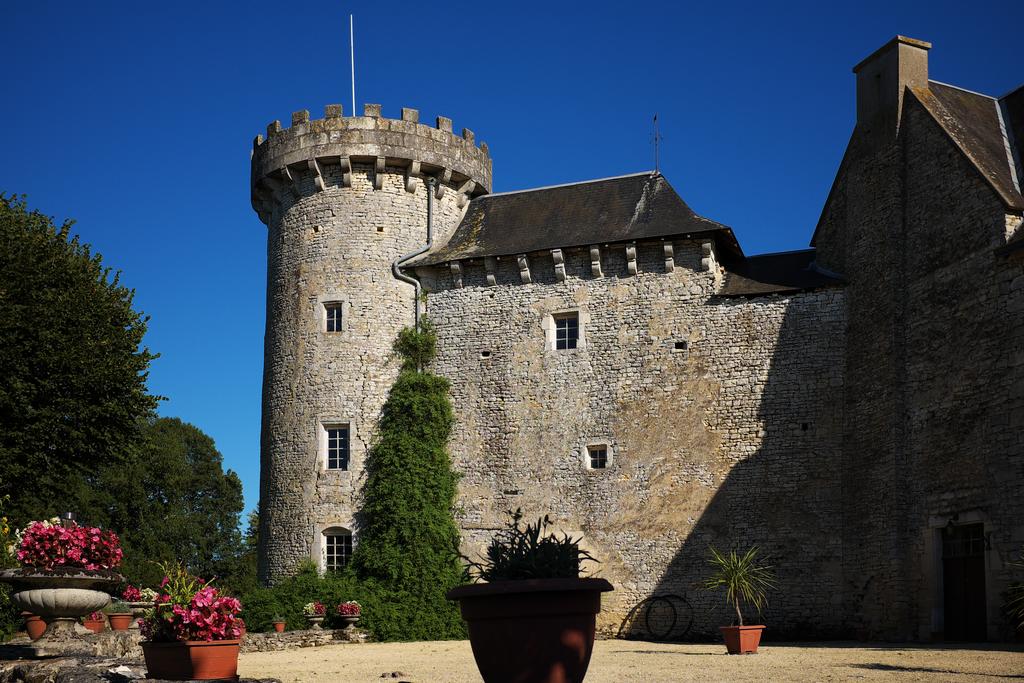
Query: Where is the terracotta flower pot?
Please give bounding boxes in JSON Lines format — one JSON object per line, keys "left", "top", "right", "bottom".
{"left": 447, "top": 577, "right": 614, "bottom": 683}
{"left": 23, "top": 613, "right": 46, "bottom": 641}
{"left": 83, "top": 617, "right": 105, "bottom": 633}
{"left": 108, "top": 613, "right": 134, "bottom": 630}
{"left": 719, "top": 624, "right": 765, "bottom": 654}
{"left": 273, "top": 621, "right": 285, "bottom": 633}
{"left": 142, "top": 639, "right": 240, "bottom": 680}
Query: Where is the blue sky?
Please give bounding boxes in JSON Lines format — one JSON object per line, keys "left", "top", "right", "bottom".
{"left": 3, "top": 1, "right": 1021, "bottom": 520}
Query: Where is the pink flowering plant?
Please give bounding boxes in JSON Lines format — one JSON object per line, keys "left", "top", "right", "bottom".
{"left": 138, "top": 562, "right": 242, "bottom": 643}
{"left": 13, "top": 518, "right": 122, "bottom": 571}
{"left": 122, "top": 584, "right": 158, "bottom": 603}
{"left": 336, "top": 601, "right": 361, "bottom": 617}
{"left": 303, "top": 601, "right": 326, "bottom": 617}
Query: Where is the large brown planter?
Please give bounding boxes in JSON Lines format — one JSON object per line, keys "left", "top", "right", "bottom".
{"left": 142, "top": 639, "right": 240, "bottom": 681}
{"left": 719, "top": 624, "right": 765, "bottom": 654}
{"left": 447, "top": 577, "right": 614, "bottom": 683}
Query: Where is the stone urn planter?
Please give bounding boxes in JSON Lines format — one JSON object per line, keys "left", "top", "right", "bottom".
{"left": 0, "top": 568, "right": 121, "bottom": 640}
{"left": 305, "top": 615, "right": 324, "bottom": 629}
{"left": 335, "top": 615, "right": 359, "bottom": 629}
{"left": 142, "top": 639, "right": 241, "bottom": 680}
{"left": 447, "top": 577, "right": 614, "bottom": 683}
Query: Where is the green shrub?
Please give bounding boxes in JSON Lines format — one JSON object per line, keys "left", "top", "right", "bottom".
{"left": 347, "top": 320, "right": 465, "bottom": 640}
{"left": 239, "top": 322, "right": 466, "bottom": 641}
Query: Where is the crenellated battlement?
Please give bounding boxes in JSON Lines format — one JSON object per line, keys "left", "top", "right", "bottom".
{"left": 250, "top": 103, "right": 492, "bottom": 225}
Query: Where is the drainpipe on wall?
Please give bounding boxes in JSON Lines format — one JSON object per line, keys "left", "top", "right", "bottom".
{"left": 392, "top": 177, "right": 435, "bottom": 330}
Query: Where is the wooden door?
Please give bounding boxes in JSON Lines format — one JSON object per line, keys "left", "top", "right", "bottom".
{"left": 942, "top": 523, "right": 987, "bottom": 641}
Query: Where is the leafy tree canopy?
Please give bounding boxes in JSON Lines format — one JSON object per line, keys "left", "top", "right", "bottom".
{"left": 88, "top": 417, "right": 245, "bottom": 586}
{"left": 0, "top": 194, "right": 159, "bottom": 523}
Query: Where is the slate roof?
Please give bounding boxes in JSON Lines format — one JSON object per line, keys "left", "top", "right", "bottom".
{"left": 718, "top": 249, "right": 844, "bottom": 297}
{"left": 406, "top": 172, "right": 743, "bottom": 267}
{"left": 911, "top": 81, "right": 1024, "bottom": 211}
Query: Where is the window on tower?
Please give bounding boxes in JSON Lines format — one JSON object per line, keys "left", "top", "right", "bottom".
{"left": 325, "top": 303, "right": 343, "bottom": 332}
{"left": 324, "top": 424, "right": 350, "bottom": 470}
{"left": 322, "top": 528, "right": 353, "bottom": 572}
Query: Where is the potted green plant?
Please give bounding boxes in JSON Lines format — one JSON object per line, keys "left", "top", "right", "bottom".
{"left": 447, "top": 509, "right": 613, "bottom": 683}
{"left": 138, "top": 562, "right": 242, "bottom": 680}
{"left": 702, "top": 546, "right": 776, "bottom": 655}
{"left": 104, "top": 600, "right": 134, "bottom": 630}
{"left": 272, "top": 616, "right": 286, "bottom": 633}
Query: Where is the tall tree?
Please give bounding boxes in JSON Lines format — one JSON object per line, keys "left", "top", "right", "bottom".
{"left": 0, "top": 195, "right": 159, "bottom": 524}
{"left": 349, "top": 321, "right": 465, "bottom": 639}
{"left": 90, "top": 417, "right": 245, "bottom": 586}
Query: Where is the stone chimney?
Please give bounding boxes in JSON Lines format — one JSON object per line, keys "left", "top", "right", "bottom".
{"left": 853, "top": 36, "right": 931, "bottom": 142}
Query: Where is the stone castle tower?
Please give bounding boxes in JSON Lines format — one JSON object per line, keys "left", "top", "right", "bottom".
{"left": 250, "top": 104, "right": 491, "bottom": 582}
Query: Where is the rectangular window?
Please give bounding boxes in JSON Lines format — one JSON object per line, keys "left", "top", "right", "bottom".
{"left": 325, "top": 304, "right": 343, "bottom": 332}
{"left": 325, "top": 533, "right": 352, "bottom": 571}
{"left": 326, "top": 426, "right": 350, "bottom": 470}
{"left": 588, "top": 445, "right": 608, "bottom": 469}
{"left": 555, "top": 313, "right": 579, "bottom": 350}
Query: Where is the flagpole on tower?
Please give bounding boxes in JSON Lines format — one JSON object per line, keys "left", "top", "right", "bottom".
{"left": 653, "top": 113, "right": 662, "bottom": 174}
{"left": 349, "top": 14, "right": 356, "bottom": 116}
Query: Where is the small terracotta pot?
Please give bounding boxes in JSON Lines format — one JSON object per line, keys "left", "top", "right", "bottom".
{"left": 108, "top": 613, "right": 134, "bottom": 631}
{"left": 142, "top": 639, "right": 240, "bottom": 680}
{"left": 23, "top": 613, "right": 46, "bottom": 641}
{"left": 273, "top": 621, "right": 285, "bottom": 633}
{"left": 83, "top": 617, "right": 105, "bottom": 633}
{"left": 719, "top": 624, "right": 765, "bottom": 654}
{"left": 448, "top": 577, "right": 614, "bottom": 683}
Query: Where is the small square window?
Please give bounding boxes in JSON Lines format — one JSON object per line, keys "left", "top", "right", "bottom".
{"left": 555, "top": 313, "right": 579, "bottom": 350}
{"left": 325, "top": 425, "right": 350, "bottom": 470}
{"left": 587, "top": 445, "right": 608, "bottom": 469}
{"left": 325, "top": 304, "right": 343, "bottom": 333}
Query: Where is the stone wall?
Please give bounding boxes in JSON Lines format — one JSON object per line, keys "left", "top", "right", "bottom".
{"left": 813, "top": 91, "right": 1024, "bottom": 640}
{"left": 419, "top": 240, "right": 846, "bottom": 637}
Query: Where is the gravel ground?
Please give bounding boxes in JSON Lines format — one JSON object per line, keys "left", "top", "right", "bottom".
{"left": 237, "top": 639, "right": 1024, "bottom": 682}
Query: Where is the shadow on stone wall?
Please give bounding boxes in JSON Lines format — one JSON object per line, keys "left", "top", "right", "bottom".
{"left": 618, "top": 293, "right": 846, "bottom": 642}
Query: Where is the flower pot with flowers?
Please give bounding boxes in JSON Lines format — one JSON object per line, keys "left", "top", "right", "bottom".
{"left": 82, "top": 611, "right": 106, "bottom": 633}
{"left": 0, "top": 516, "right": 124, "bottom": 641}
{"left": 446, "top": 509, "right": 613, "bottom": 683}
{"left": 702, "top": 546, "right": 776, "bottom": 655}
{"left": 122, "top": 584, "right": 159, "bottom": 629}
{"left": 271, "top": 616, "right": 286, "bottom": 633}
{"left": 303, "top": 601, "right": 326, "bottom": 629}
{"left": 139, "top": 562, "right": 243, "bottom": 681}
{"left": 334, "top": 601, "right": 361, "bottom": 629}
